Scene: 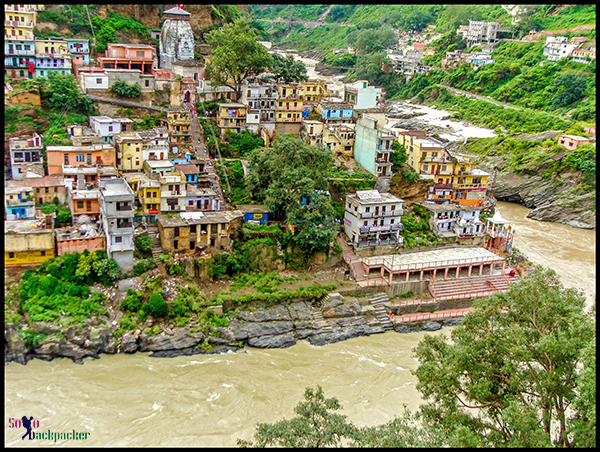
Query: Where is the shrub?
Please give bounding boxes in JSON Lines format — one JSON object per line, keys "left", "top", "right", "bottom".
{"left": 134, "top": 235, "right": 153, "bottom": 256}
{"left": 121, "top": 289, "right": 142, "bottom": 312}
{"left": 111, "top": 80, "right": 141, "bottom": 98}
{"left": 147, "top": 293, "right": 169, "bottom": 318}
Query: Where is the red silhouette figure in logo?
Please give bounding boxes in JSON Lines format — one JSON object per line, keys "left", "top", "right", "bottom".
{"left": 21, "top": 416, "right": 35, "bottom": 440}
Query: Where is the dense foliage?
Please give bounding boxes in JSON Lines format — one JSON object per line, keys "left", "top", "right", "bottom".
{"left": 111, "top": 80, "right": 141, "bottom": 98}
{"left": 11, "top": 251, "right": 124, "bottom": 324}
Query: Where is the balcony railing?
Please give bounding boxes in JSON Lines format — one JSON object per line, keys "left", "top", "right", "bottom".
{"left": 375, "top": 158, "right": 392, "bottom": 165}
{"left": 5, "top": 20, "right": 34, "bottom": 27}
{"left": 454, "top": 183, "right": 486, "bottom": 189}
{"left": 109, "top": 242, "right": 135, "bottom": 252}
{"left": 116, "top": 205, "right": 133, "bottom": 211}
{"left": 360, "top": 209, "right": 403, "bottom": 219}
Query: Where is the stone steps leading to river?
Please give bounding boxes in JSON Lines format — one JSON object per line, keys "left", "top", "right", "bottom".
{"left": 368, "top": 292, "right": 394, "bottom": 332}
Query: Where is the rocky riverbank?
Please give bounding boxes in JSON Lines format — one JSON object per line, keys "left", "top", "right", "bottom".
{"left": 5, "top": 295, "right": 463, "bottom": 366}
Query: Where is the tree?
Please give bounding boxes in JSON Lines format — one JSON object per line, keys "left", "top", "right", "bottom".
{"left": 269, "top": 53, "right": 308, "bottom": 84}
{"left": 552, "top": 73, "right": 587, "bottom": 107}
{"left": 111, "top": 80, "right": 141, "bottom": 98}
{"left": 290, "top": 195, "right": 340, "bottom": 254}
{"left": 390, "top": 142, "right": 408, "bottom": 171}
{"left": 246, "top": 135, "right": 333, "bottom": 221}
{"left": 40, "top": 73, "right": 92, "bottom": 114}
{"left": 237, "top": 386, "right": 357, "bottom": 447}
{"left": 204, "top": 18, "right": 273, "bottom": 101}
{"left": 413, "top": 266, "right": 595, "bottom": 447}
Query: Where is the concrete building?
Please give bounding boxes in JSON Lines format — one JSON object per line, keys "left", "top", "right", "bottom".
{"left": 157, "top": 210, "right": 244, "bottom": 254}
{"left": 323, "top": 123, "right": 355, "bottom": 154}
{"left": 184, "top": 185, "right": 220, "bottom": 211}
{"left": 300, "top": 79, "right": 330, "bottom": 102}
{"left": 5, "top": 182, "right": 36, "bottom": 220}
{"left": 98, "top": 178, "right": 135, "bottom": 272}
{"left": 343, "top": 80, "right": 384, "bottom": 111}
{"left": 159, "top": 5, "right": 194, "bottom": 70}
{"left": 275, "top": 84, "right": 303, "bottom": 136}
{"left": 65, "top": 38, "right": 90, "bottom": 66}
{"left": 217, "top": 103, "right": 248, "bottom": 136}
{"left": 543, "top": 36, "right": 579, "bottom": 61}
{"left": 33, "top": 37, "right": 72, "bottom": 78}
{"left": 557, "top": 134, "right": 590, "bottom": 151}
{"left": 4, "top": 4, "right": 37, "bottom": 41}
{"left": 46, "top": 143, "right": 116, "bottom": 176}
{"left": 55, "top": 223, "right": 105, "bottom": 256}
{"left": 299, "top": 120, "right": 325, "bottom": 147}
{"left": 317, "top": 101, "right": 354, "bottom": 125}
{"left": 167, "top": 109, "right": 193, "bottom": 154}
{"left": 66, "top": 184, "right": 101, "bottom": 224}
{"left": 344, "top": 189, "right": 404, "bottom": 249}
{"left": 4, "top": 38, "right": 36, "bottom": 79}
{"left": 8, "top": 133, "right": 43, "bottom": 180}
{"left": 354, "top": 116, "right": 396, "bottom": 179}
{"left": 89, "top": 116, "right": 134, "bottom": 143}
{"left": 5, "top": 218, "right": 55, "bottom": 266}
{"left": 419, "top": 202, "right": 486, "bottom": 239}
{"left": 97, "top": 43, "right": 156, "bottom": 75}
{"left": 24, "top": 175, "right": 67, "bottom": 206}
{"left": 115, "top": 132, "right": 144, "bottom": 171}
{"left": 241, "top": 79, "right": 277, "bottom": 134}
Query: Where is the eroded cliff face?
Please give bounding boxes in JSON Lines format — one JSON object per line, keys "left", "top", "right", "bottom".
{"left": 493, "top": 170, "right": 595, "bottom": 229}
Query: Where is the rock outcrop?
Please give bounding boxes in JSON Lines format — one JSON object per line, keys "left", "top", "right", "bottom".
{"left": 5, "top": 296, "right": 465, "bottom": 365}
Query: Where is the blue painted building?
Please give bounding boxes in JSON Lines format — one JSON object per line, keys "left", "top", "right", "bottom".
{"left": 318, "top": 101, "right": 354, "bottom": 124}
{"left": 237, "top": 205, "right": 269, "bottom": 224}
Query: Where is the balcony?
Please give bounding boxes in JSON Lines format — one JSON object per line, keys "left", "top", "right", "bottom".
{"left": 375, "top": 158, "right": 392, "bottom": 165}
{"left": 454, "top": 182, "right": 486, "bottom": 189}
{"left": 109, "top": 242, "right": 135, "bottom": 253}
{"left": 5, "top": 20, "right": 34, "bottom": 27}
{"left": 357, "top": 236, "right": 402, "bottom": 248}
{"left": 360, "top": 209, "right": 403, "bottom": 219}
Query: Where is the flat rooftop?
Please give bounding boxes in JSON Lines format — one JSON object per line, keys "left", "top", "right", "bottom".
{"left": 5, "top": 219, "right": 53, "bottom": 235}
{"left": 363, "top": 246, "right": 504, "bottom": 272}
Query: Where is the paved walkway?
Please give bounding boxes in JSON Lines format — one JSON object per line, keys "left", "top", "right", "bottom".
{"left": 186, "top": 107, "right": 227, "bottom": 209}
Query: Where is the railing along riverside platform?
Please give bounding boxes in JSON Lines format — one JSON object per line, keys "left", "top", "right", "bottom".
{"left": 363, "top": 254, "right": 505, "bottom": 273}
{"left": 393, "top": 307, "right": 474, "bottom": 324}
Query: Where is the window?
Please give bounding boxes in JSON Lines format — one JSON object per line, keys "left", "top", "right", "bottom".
{"left": 45, "top": 187, "right": 49, "bottom": 194}
{"left": 145, "top": 80, "right": 150, "bottom": 87}
{"left": 77, "top": 201, "right": 84, "bottom": 209}
{"left": 136, "top": 50, "right": 144, "bottom": 57}
{"left": 96, "top": 78, "right": 102, "bottom": 84}
{"left": 190, "top": 241, "right": 195, "bottom": 250}
{"left": 174, "top": 227, "right": 179, "bottom": 237}
{"left": 190, "top": 225, "right": 196, "bottom": 234}
{"left": 173, "top": 240, "right": 178, "bottom": 249}
{"left": 87, "top": 153, "right": 92, "bottom": 164}
{"left": 442, "top": 165, "right": 447, "bottom": 171}
{"left": 115, "top": 236, "right": 122, "bottom": 243}
{"left": 76, "top": 154, "right": 85, "bottom": 162}
{"left": 9, "top": 252, "right": 15, "bottom": 259}
{"left": 40, "top": 251, "right": 46, "bottom": 256}
{"left": 365, "top": 207, "right": 370, "bottom": 212}
{"left": 86, "top": 201, "right": 91, "bottom": 210}
{"left": 64, "top": 154, "right": 69, "bottom": 165}
{"left": 108, "top": 125, "right": 113, "bottom": 132}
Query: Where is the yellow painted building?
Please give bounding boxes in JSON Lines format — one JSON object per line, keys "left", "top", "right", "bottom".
{"left": 216, "top": 102, "right": 247, "bottom": 136}
{"left": 115, "top": 132, "right": 144, "bottom": 171}
{"left": 300, "top": 79, "right": 329, "bottom": 102}
{"left": 452, "top": 162, "right": 490, "bottom": 207}
{"left": 276, "top": 84, "right": 304, "bottom": 123}
{"left": 5, "top": 218, "right": 55, "bottom": 266}
{"left": 4, "top": 4, "right": 37, "bottom": 40}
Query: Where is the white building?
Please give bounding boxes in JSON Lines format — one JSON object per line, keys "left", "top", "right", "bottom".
{"left": 89, "top": 116, "right": 133, "bottom": 143}
{"left": 98, "top": 178, "right": 135, "bottom": 272}
{"left": 420, "top": 202, "right": 486, "bottom": 239}
{"left": 344, "top": 189, "right": 404, "bottom": 249}
{"left": 343, "top": 80, "right": 384, "bottom": 111}
{"left": 8, "top": 133, "right": 43, "bottom": 180}
{"left": 543, "top": 36, "right": 579, "bottom": 61}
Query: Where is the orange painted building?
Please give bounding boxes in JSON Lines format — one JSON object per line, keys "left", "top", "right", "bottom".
{"left": 45, "top": 144, "right": 116, "bottom": 175}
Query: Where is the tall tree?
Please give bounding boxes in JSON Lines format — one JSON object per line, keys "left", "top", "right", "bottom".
{"left": 413, "top": 266, "right": 595, "bottom": 447}
{"left": 204, "top": 18, "right": 273, "bottom": 101}
{"left": 269, "top": 53, "right": 308, "bottom": 84}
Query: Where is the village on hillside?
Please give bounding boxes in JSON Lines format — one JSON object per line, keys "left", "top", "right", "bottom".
{"left": 4, "top": 5, "right": 595, "bottom": 317}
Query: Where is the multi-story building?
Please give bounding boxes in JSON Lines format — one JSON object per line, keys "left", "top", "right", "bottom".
{"left": 65, "top": 38, "right": 90, "bottom": 66}
{"left": 114, "top": 132, "right": 144, "bottom": 171}
{"left": 241, "top": 79, "right": 277, "bottom": 134}
{"left": 125, "top": 172, "right": 161, "bottom": 216}
{"left": 299, "top": 120, "right": 325, "bottom": 147}
{"left": 344, "top": 189, "right": 404, "bottom": 249}
{"left": 175, "top": 163, "right": 201, "bottom": 187}
{"left": 322, "top": 123, "right": 355, "bottom": 154}
{"left": 275, "top": 84, "right": 303, "bottom": 136}
{"left": 4, "top": 4, "right": 36, "bottom": 41}
{"left": 354, "top": 116, "right": 396, "bottom": 179}
{"left": 452, "top": 164, "right": 490, "bottom": 207}
{"left": 25, "top": 175, "right": 67, "bottom": 206}
{"left": 167, "top": 109, "right": 193, "bottom": 154}
{"left": 96, "top": 43, "right": 156, "bottom": 75}
{"left": 420, "top": 202, "right": 487, "bottom": 239}
{"left": 89, "top": 115, "right": 134, "bottom": 144}
{"left": 98, "top": 178, "right": 135, "bottom": 272}
{"left": 401, "top": 133, "right": 447, "bottom": 177}
{"left": 217, "top": 103, "right": 248, "bottom": 136}
{"left": 343, "top": 80, "right": 384, "bottom": 111}
{"left": 184, "top": 185, "right": 219, "bottom": 211}
{"left": 46, "top": 143, "right": 116, "bottom": 175}
{"left": 570, "top": 40, "right": 596, "bottom": 64}
{"left": 8, "top": 133, "right": 43, "bottom": 180}
{"left": 157, "top": 210, "right": 244, "bottom": 254}
{"left": 300, "top": 79, "right": 329, "bottom": 102}
{"left": 33, "top": 37, "right": 72, "bottom": 78}
{"left": 142, "top": 160, "right": 187, "bottom": 213}
{"left": 4, "top": 38, "right": 36, "bottom": 79}
{"left": 66, "top": 182, "right": 101, "bottom": 224}
{"left": 5, "top": 218, "right": 55, "bottom": 266}
{"left": 5, "top": 182, "right": 36, "bottom": 220}
{"left": 543, "top": 36, "right": 579, "bottom": 61}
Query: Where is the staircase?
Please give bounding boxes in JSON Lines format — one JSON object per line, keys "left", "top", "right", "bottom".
{"left": 429, "top": 274, "right": 516, "bottom": 301}
{"left": 311, "top": 307, "right": 333, "bottom": 332}
{"left": 368, "top": 292, "right": 395, "bottom": 332}
{"left": 146, "top": 226, "right": 163, "bottom": 261}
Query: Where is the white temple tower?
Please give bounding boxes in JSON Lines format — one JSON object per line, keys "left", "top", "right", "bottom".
{"left": 159, "top": 5, "right": 194, "bottom": 70}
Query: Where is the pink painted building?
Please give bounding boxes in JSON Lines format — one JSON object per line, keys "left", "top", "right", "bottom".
{"left": 557, "top": 134, "right": 590, "bottom": 150}
{"left": 55, "top": 226, "right": 105, "bottom": 256}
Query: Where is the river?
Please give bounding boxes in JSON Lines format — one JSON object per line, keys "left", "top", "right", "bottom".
{"left": 5, "top": 56, "right": 595, "bottom": 448}
{"left": 4, "top": 200, "right": 595, "bottom": 447}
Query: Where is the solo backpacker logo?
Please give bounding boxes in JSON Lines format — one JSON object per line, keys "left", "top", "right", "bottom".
{"left": 8, "top": 416, "right": 91, "bottom": 442}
